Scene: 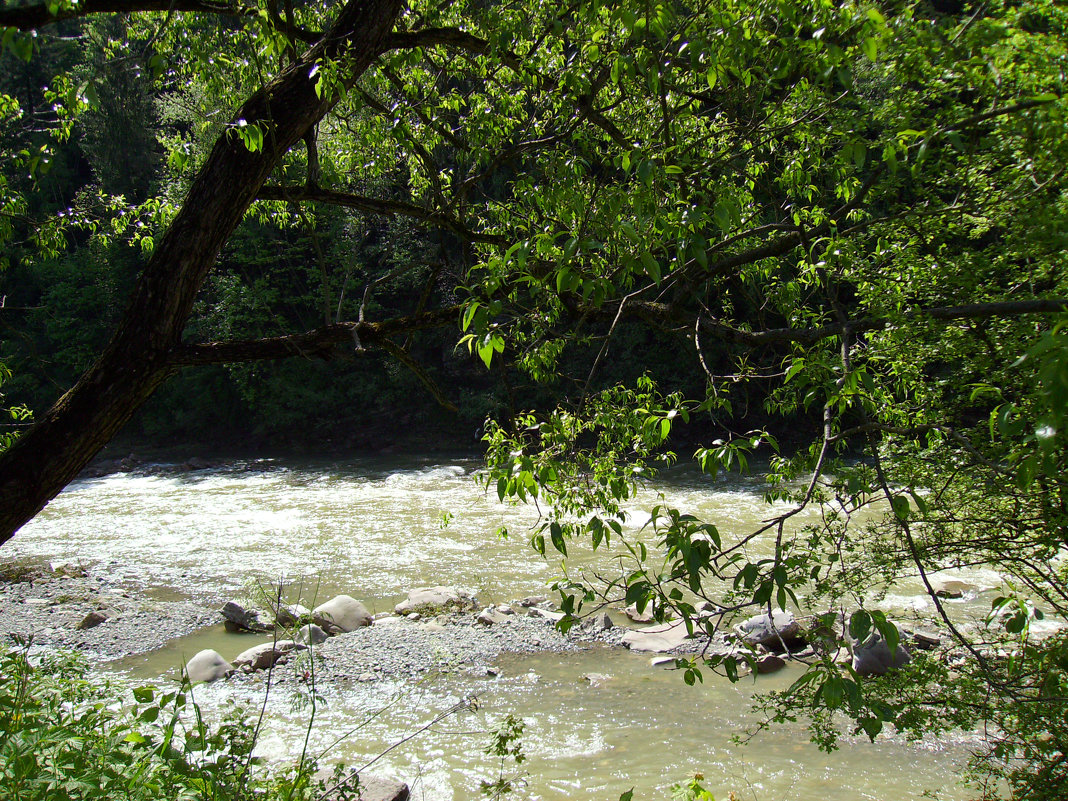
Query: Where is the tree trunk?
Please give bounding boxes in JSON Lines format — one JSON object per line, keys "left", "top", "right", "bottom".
{"left": 0, "top": 0, "right": 404, "bottom": 545}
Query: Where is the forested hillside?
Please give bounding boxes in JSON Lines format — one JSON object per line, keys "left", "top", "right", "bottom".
{"left": 1, "top": 0, "right": 1067, "bottom": 797}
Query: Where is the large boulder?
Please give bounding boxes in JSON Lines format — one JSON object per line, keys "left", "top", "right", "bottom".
{"left": 232, "top": 640, "right": 303, "bottom": 671}
{"left": 220, "top": 601, "right": 272, "bottom": 633}
{"left": 313, "top": 595, "right": 373, "bottom": 634}
{"left": 394, "top": 586, "right": 476, "bottom": 616}
{"left": 620, "top": 620, "right": 694, "bottom": 653}
{"left": 853, "top": 634, "right": 911, "bottom": 677}
{"left": 735, "top": 611, "right": 804, "bottom": 652}
{"left": 185, "top": 649, "right": 233, "bottom": 683}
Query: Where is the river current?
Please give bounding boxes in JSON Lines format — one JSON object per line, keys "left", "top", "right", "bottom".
{"left": 10, "top": 455, "right": 991, "bottom": 800}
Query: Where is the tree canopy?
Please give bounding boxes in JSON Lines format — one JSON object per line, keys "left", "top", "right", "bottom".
{"left": 1, "top": 0, "right": 1067, "bottom": 797}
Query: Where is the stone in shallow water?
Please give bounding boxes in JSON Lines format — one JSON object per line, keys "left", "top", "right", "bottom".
{"left": 853, "top": 634, "right": 911, "bottom": 677}
{"left": 735, "top": 611, "right": 803, "bottom": 651}
{"left": 220, "top": 600, "right": 272, "bottom": 633}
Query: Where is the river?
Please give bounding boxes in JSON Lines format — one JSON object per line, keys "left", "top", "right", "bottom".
{"left": 9, "top": 454, "right": 991, "bottom": 800}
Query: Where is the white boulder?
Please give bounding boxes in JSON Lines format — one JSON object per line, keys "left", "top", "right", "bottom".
{"left": 313, "top": 595, "right": 373, "bottom": 634}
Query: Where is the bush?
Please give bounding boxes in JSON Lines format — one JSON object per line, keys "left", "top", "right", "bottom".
{"left": 0, "top": 643, "right": 315, "bottom": 801}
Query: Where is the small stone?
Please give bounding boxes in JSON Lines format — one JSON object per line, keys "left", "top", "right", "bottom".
{"left": 407, "top": 612, "right": 421, "bottom": 621}
{"left": 77, "top": 610, "right": 108, "bottom": 630}
{"left": 295, "top": 623, "right": 328, "bottom": 646}
{"left": 486, "top": 667, "right": 500, "bottom": 677}
{"left": 624, "top": 603, "right": 655, "bottom": 623}
{"left": 275, "top": 604, "right": 312, "bottom": 628}
{"left": 477, "top": 608, "right": 509, "bottom": 626}
{"left": 528, "top": 607, "right": 564, "bottom": 623}
{"left": 358, "top": 672, "right": 376, "bottom": 682}
{"left": 520, "top": 596, "right": 548, "bottom": 607}
{"left": 582, "top": 673, "right": 612, "bottom": 687}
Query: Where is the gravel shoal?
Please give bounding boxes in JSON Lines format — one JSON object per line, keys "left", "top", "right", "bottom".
{"left": 0, "top": 562, "right": 219, "bottom": 661}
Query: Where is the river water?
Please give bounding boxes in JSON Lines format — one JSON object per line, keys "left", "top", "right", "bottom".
{"left": 10, "top": 455, "right": 993, "bottom": 800}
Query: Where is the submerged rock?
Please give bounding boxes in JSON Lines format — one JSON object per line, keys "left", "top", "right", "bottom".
{"left": 313, "top": 595, "right": 373, "bottom": 634}
{"left": 185, "top": 649, "right": 233, "bottom": 683}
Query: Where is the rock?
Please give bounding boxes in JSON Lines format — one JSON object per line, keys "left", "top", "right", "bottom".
{"left": 295, "top": 623, "right": 329, "bottom": 646}
{"left": 318, "top": 771, "right": 409, "bottom": 801}
{"left": 76, "top": 610, "right": 108, "bottom": 630}
{"left": 755, "top": 654, "right": 787, "bottom": 674}
{"left": 620, "top": 620, "right": 693, "bottom": 653}
{"left": 582, "top": 672, "right": 612, "bottom": 687}
{"left": 275, "top": 603, "right": 312, "bottom": 628}
{"left": 496, "top": 604, "right": 515, "bottom": 615}
{"left": 232, "top": 640, "right": 303, "bottom": 671}
{"left": 394, "top": 586, "right": 476, "bottom": 616}
{"left": 852, "top": 634, "right": 911, "bottom": 677}
{"left": 909, "top": 630, "right": 942, "bottom": 651}
{"left": 650, "top": 656, "right": 676, "bottom": 668}
{"left": 220, "top": 601, "right": 272, "bottom": 633}
{"left": 185, "top": 649, "right": 233, "bottom": 683}
{"left": 624, "top": 603, "right": 656, "bottom": 623}
{"left": 581, "top": 612, "right": 613, "bottom": 631}
{"left": 313, "top": 595, "right": 373, "bottom": 634}
{"left": 520, "top": 595, "right": 548, "bottom": 607}
{"left": 528, "top": 607, "right": 565, "bottom": 623}
{"left": 735, "top": 611, "right": 804, "bottom": 652}
{"left": 476, "top": 607, "right": 510, "bottom": 626}
{"left": 49, "top": 561, "right": 86, "bottom": 577}
{"left": 933, "top": 579, "right": 973, "bottom": 600}
{"left": 185, "top": 456, "right": 216, "bottom": 471}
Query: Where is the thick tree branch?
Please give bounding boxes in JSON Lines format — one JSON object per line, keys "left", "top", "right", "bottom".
{"left": 256, "top": 184, "right": 507, "bottom": 244}
{"left": 0, "top": 0, "right": 403, "bottom": 544}
{"left": 169, "top": 305, "right": 462, "bottom": 366}
{"left": 0, "top": 0, "right": 319, "bottom": 40}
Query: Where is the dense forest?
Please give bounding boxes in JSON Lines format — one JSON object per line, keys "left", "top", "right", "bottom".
{"left": 1, "top": 0, "right": 1067, "bottom": 798}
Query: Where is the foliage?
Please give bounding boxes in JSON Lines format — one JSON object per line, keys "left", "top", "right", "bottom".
{"left": 0, "top": 0, "right": 1066, "bottom": 797}
{"left": 0, "top": 643, "right": 279, "bottom": 800}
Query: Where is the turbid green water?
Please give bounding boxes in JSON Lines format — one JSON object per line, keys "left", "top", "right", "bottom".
{"left": 11, "top": 456, "right": 992, "bottom": 800}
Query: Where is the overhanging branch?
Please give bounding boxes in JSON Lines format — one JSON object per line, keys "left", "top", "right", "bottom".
{"left": 256, "top": 185, "right": 506, "bottom": 245}
{"left": 169, "top": 305, "right": 462, "bottom": 366}
{"left": 0, "top": 0, "right": 319, "bottom": 39}
{"left": 628, "top": 299, "right": 1068, "bottom": 347}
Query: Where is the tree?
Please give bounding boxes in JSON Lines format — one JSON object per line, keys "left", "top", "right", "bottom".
{"left": 0, "top": 0, "right": 1066, "bottom": 796}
